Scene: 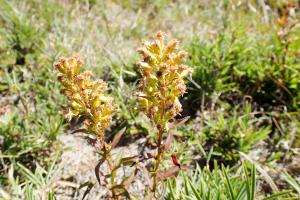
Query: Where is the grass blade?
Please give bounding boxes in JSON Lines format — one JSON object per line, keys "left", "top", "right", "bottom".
{"left": 262, "top": 190, "right": 291, "bottom": 200}
{"left": 188, "top": 178, "right": 202, "bottom": 200}
{"left": 284, "top": 172, "right": 300, "bottom": 195}
{"left": 222, "top": 165, "right": 235, "bottom": 200}
{"left": 251, "top": 164, "right": 256, "bottom": 200}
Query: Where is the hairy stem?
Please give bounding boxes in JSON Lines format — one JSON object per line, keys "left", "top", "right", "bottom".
{"left": 103, "top": 146, "right": 117, "bottom": 199}
{"left": 152, "top": 128, "right": 165, "bottom": 193}
{"left": 152, "top": 83, "right": 167, "bottom": 194}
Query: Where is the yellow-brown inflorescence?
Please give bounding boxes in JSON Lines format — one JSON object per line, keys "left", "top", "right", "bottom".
{"left": 136, "top": 31, "right": 192, "bottom": 131}
{"left": 54, "top": 55, "right": 115, "bottom": 140}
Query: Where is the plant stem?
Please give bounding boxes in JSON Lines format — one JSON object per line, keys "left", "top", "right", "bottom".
{"left": 103, "top": 146, "right": 117, "bottom": 199}
{"left": 152, "top": 128, "right": 165, "bottom": 193}
{"left": 152, "top": 84, "right": 167, "bottom": 193}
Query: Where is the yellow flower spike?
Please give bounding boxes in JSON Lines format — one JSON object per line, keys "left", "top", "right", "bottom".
{"left": 54, "top": 55, "right": 115, "bottom": 141}
{"left": 136, "top": 31, "right": 192, "bottom": 131}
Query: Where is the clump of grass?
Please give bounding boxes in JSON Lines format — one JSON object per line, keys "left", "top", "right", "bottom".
{"left": 198, "top": 103, "right": 271, "bottom": 166}
{"left": 187, "top": 29, "right": 299, "bottom": 114}
{"left": 0, "top": 0, "right": 65, "bottom": 191}
{"left": 2, "top": 157, "right": 60, "bottom": 200}
{"left": 183, "top": 1, "right": 299, "bottom": 170}
{"left": 166, "top": 162, "right": 293, "bottom": 200}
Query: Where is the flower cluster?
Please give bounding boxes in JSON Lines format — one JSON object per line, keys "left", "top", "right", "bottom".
{"left": 136, "top": 31, "right": 192, "bottom": 131}
{"left": 53, "top": 55, "right": 115, "bottom": 140}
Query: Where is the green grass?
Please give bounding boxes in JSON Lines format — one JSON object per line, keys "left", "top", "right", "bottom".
{"left": 166, "top": 163, "right": 294, "bottom": 200}
{"left": 186, "top": 23, "right": 300, "bottom": 113}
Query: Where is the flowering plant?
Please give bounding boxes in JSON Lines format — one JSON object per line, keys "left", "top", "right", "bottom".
{"left": 54, "top": 31, "right": 192, "bottom": 199}
{"left": 54, "top": 56, "right": 134, "bottom": 199}
{"left": 136, "top": 31, "right": 192, "bottom": 197}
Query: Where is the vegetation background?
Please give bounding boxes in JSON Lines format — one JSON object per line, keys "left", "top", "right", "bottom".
{"left": 0, "top": 0, "right": 299, "bottom": 199}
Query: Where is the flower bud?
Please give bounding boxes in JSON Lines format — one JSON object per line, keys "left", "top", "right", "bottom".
{"left": 164, "top": 40, "right": 179, "bottom": 56}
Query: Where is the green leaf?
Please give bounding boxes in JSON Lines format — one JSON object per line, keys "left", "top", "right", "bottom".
{"left": 222, "top": 165, "right": 235, "bottom": 200}
{"left": 284, "top": 172, "right": 300, "bottom": 195}
{"left": 188, "top": 178, "right": 202, "bottom": 200}
{"left": 262, "top": 190, "right": 291, "bottom": 200}
{"left": 17, "top": 163, "right": 41, "bottom": 186}
{"left": 250, "top": 164, "right": 256, "bottom": 200}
